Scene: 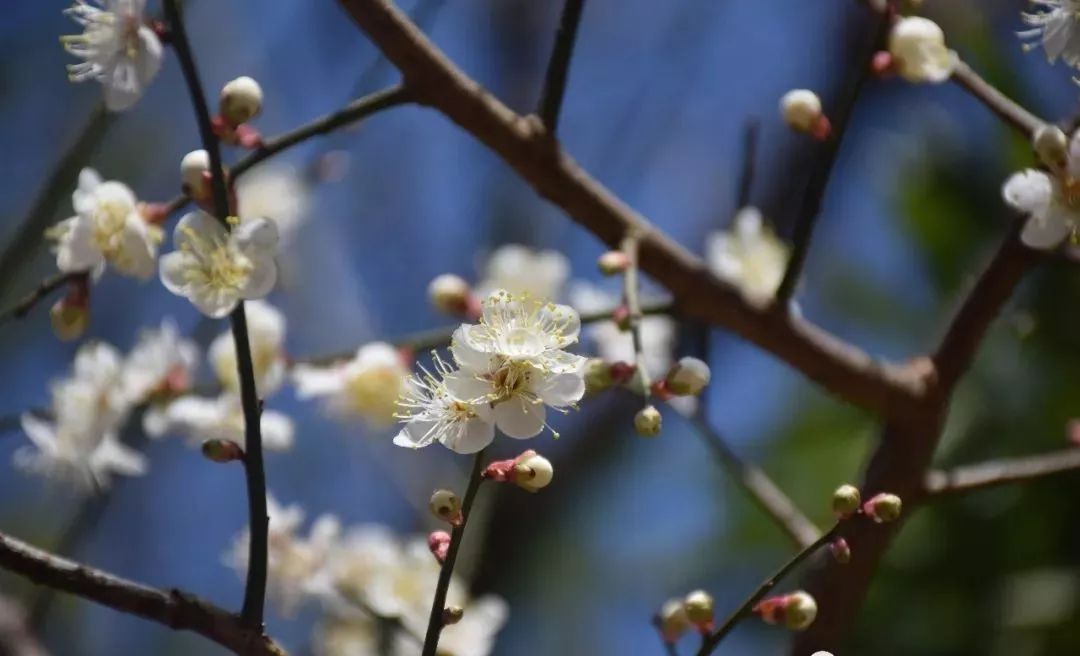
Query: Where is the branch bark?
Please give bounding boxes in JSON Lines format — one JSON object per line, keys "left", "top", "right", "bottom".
{"left": 334, "top": 0, "right": 925, "bottom": 418}
{"left": 925, "top": 449, "right": 1080, "bottom": 496}
{"left": 0, "top": 531, "right": 285, "bottom": 656}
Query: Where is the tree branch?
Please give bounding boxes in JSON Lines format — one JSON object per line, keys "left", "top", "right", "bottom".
{"left": 334, "top": 0, "right": 926, "bottom": 417}
{"left": 0, "top": 273, "right": 83, "bottom": 329}
{"left": 925, "top": 449, "right": 1080, "bottom": 496}
{"left": 735, "top": 119, "right": 760, "bottom": 211}
{"left": 775, "top": 11, "right": 889, "bottom": 303}
{"left": 163, "top": 0, "right": 270, "bottom": 630}
{"left": 536, "top": 0, "right": 587, "bottom": 132}
{"left": 0, "top": 531, "right": 285, "bottom": 656}
{"left": 690, "top": 416, "right": 820, "bottom": 549}
{"left": 420, "top": 451, "right": 487, "bottom": 656}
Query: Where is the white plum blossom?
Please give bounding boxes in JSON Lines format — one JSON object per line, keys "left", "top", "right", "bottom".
{"left": 324, "top": 526, "right": 406, "bottom": 609}
{"left": 1019, "top": 1, "right": 1080, "bottom": 67}
{"left": 888, "top": 16, "right": 957, "bottom": 84}
{"left": 569, "top": 281, "right": 676, "bottom": 375}
{"left": 394, "top": 355, "right": 495, "bottom": 454}
{"left": 292, "top": 342, "right": 409, "bottom": 426}
{"left": 706, "top": 207, "right": 789, "bottom": 303}
{"left": 236, "top": 164, "right": 311, "bottom": 245}
{"left": 159, "top": 211, "right": 279, "bottom": 318}
{"left": 313, "top": 616, "right": 379, "bottom": 656}
{"left": 61, "top": 0, "right": 163, "bottom": 111}
{"left": 475, "top": 244, "right": 570, "bottom": 301}
{"left": 396, "top": 596, "right": 509, "bottom": 656}
{"left": 1003, "top": 129, "right": 1080, "bottom": 248}
{"left": 16, "top": 343, "right": 145, "bottom": 490}
{"left": 120, "top": 318, "right": 199, "bottom": 405}
{"left": 365, "top": 536, "right": 468, "bottom": 623}
{"left": 209, "top": 300, "right": 287, "bottom": 396}
{"left": 445, "top": 291, "right": 587, "bottom": 439}
{"left": 48, "top": 168, "right": 162, "bottom": 280}
{"left": 226, "top": 495, "right": 340, "bottom": 616}
{"left": 144, "top": 393, "right": 294, "bottom": 452}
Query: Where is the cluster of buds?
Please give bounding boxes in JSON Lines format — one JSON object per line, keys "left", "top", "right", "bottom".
{"left": 49, "top": 274, "right": 91, "bottom": 341}
{"left": 429, "top": 489, "right": 463, "bottom": 526}
{"left": 831, "top": 484, "right": 902, "bottom": 524}
{"left": 753, "top": 590, "right": 818, "bottom": 631}
{"left": 427, "top": 273, "right": 480, "bottom": 319}
{"left": 201, "top": 438, "right": 244, "bottom": 464}
{"left": 213, "top": 76, "right": 264, "bottom": 148}
{"left": 780, "top": 89, "right": 831, "bottom": 141}
{"left": 651, "top": 356, "right": 711, "bottom": 399}
{"left": 428, "top": 530, "right": 451, "bottom": 564}
{"left": 482, "top": 450, "right": 554, "bottom": 492}
{"left": 653, "top": 589, "right": 715, "bottom": 644}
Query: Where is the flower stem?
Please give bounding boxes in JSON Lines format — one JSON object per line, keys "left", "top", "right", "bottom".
{"left": 420, "top": 450, "right": 487, "bottom": 656}
{"left": 620, "top": 232, "right": 651, "bottom": 403}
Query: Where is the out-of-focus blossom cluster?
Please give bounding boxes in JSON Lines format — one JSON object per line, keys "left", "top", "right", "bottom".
{"left": 226, "top": 495, "right": 507, "bottom": 656}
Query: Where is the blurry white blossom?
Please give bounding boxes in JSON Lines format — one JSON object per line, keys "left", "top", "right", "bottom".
{"left": 475, "top": 244, "right": 569, "bottom": 301}
{"left": 159, "top": 211, "right": 279, "bottom": 318}
{"left": 1003, "top": 129, "right": 1080, "bottom": 248}
{"left": 292, "top": 342, "right": 408, "bottom": 426}
{"left": 145, "top": 393, "right": 294, "bottom": 451}
{"left": 48, "top": 168, "right": 162, "bottom": 280}
{"left": 16, "top": 343, "right": 144, "bottom": 489}
{"left": 397, "top": 596, "right": 508, "bottom": 656}
{"left": 236, "top": 164, "right": 311, "bottom": 245}
{"left": 1019, "top": 1, "right": 1080, "bottom": 67}
{"left": 313, "top": 616, "right": 379, "bottom": 656}
{"left": 888, "top": 16, "right": 957, "bottom": 84}
{"left": 706, "top": 207, "right": 789, "bottom": 303}
{"left": 121, "top": 318, "right": 199, "bottom": 405}
{"left": 61, "top": 0, "right": 163, "bottom": 111}
{"left": 209, "top": 300, "right": 287, "bottom": 396}
{"left": 569, "top": 281, "right": 676, "bottom": 375}
{"left": 227, "top": 495, "right": 340, "bottom": 616}
{"left": 444, "top": 290, "right": 587, "bottom": 439}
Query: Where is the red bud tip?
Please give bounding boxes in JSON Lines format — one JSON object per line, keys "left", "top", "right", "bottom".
{"left": 608, "top": 361, "right": 637, "bottom": 385}
{"left": 811, "top": 115, "right": 832, "bottom": 141}
{"left": 871, "top": 51, "right": 895, "bottom": 77}
{"left": 427, "top": 530, "right": 451, "bottom": 564}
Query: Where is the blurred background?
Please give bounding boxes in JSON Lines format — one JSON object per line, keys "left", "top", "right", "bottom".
{"left": 3, "top": 0, "right": 1080, "bottom": 654}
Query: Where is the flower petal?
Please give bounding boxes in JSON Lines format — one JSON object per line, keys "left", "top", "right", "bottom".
{"left": 536, "top": 372, "right": 586, "bottom": 407}
{"left": 493, "top": 398, "right": 546, "bottom": 439}
{"left": 1003, "top": 170, "right": 1052, "bottom": 214}
{"left": 233, "top": 216, "right": 280, "bottom": 258}
{"left": 442, "top": 417, "right": 495, "bottom": 454}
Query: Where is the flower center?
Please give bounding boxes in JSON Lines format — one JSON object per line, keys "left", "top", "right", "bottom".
{"left": 180, "top": 227, "right": 254, "bottom": 292}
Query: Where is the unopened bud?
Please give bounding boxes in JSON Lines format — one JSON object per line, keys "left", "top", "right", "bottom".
{"left": 598, "top": 250, "right": 631, "bottom": 276}
{"left": 871, "top": 50, "right": 895, "bottom": 77}
{"left": 683, "top": 590, "right": 715, "bottom": 631}
{"left": 442, "top": 605, "right": 464, "bottom": 626}
{"left": 512, "top": 451, "right": 553, "bottom": 492}
{"left": 50, "top": 299, "right": 88, "bottom": 341}
{"left": 754, "top": 591, "right": 817, "bottom": 631}
{"left": 612, "top": 304, "right": 632, "bottom": 331}
{"left": 830, "top": 537, "right": 851, "bottom": 564}
{"left": 428, "top": 274, "right": 473, "bottom": 315}
{"left": 180, "top": 149, "right": 211, "bottom": 198}
{"left": 780, "top": 89, "right": 830, "bottom": 140}
{"left": 584, "top": 358, "right": 614, "bottom": 394}
{"left": 664, "top": 357, "right": 711, "bottom": 396}
{"left": 863, "top": 493, "right": 902, "bottom": 523}
{"left": 428, "top": 530, "right": 451, "bottom": 564}
{"left": 655, "top": 598, "right": 691, "bottom": 644}
{"left": 429, "top": 489, "right": 463, "bottom": 525}
{"left": 219, "top": 76, "right": 264, "bottom": 126}
{"left": 138, "top": 202, "right": 169, "bottom": 225}
{"left": 831, "top": 484, "right": 862, "bottom": 518}
{"left": 201, "top": 438, "right": 244, "bottom": 463}
{"left": 634, "top": 405, "right": 662, "bottom": 437}
{"left": 1033, "top": 124, "right": 1069, "bottom": 172}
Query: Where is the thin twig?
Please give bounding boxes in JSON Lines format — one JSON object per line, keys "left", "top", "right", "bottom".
{"left": 925, "top": 449, "right": 1080, "bottom": 496}
{"left": 620, "top": 232, "right": 652, "bottom": 403}
{"left": 735, "top": 119, "right": 760, "bottom": 211}
{"left": 695, "top": 525, "right": 838, "bottom": 656}
{"left": 537, "top": 0, "right": 588, "bottom": 132}
{"left": 0, "top": 530, "right": 285, "bottom": 655}
{"left": 0, "top": 272, "right": 82, "bottom": 328}
{"left": 163, "top": 0, "right": 270, "bottom": 630}
{"left": 420, "top": 451, "right": 487, "bottom": 656}
{"left": 775, "top": 12, "right": 890, "bottom": 303}
{"left": 689, "top": 415, "right": 820, "bottom": 549}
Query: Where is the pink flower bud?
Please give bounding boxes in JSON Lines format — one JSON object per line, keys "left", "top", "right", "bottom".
{"left": 609, "top": 361, "right": 637, "bottom": 385}
{"left": 754, "top": 591, "right": 817, "bottom": 630}
{"left": 597, "top": 250, "right": 630, "bottom": 276}
{"left": 201, "top": 439, "right": 244, "bottom": 463}
{"left": 612, "top": 304, "right": 632, "bottom": 331}
{"left": 830, "top": 537, "right": 851, "bottom": 564}
{"left": 862, "top": 493, "right": 902, "bottom": 524}
{"left": 871, "top": 51, "right": 895, "bottom": 77}
{"left": 428, "top": 530, "right": 451, "bottom": 564}
{"left": 138, "top": 202, "right": 170, "bottom": 225}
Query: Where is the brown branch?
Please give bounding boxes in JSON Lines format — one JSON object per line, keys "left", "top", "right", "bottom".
{"left": 775, "top": 11, "right": 889, "bottom": 303}
{"left": 163, "top": 0, "right": 270, "bottom": 630}
{"left": 690, "top": 416, "right": 820, "bottom": 549}
{"left": 950, "top": 60, "right": 1042, "bottom": 138}
{"left": 0, "top": 531, "right": 284, "bottom": 655}
{"left": 335, "top": 0, "right": 925, "bottom": 417}
{"left": 0, "top": 273, "right": 83, "bottom": 328}
{"left": 925, "top": 449, "right": 1080, "bottom": 496}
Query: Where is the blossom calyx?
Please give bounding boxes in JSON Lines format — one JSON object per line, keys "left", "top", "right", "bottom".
{"left": 484, "top": 450, "right": 553, "bottom": 492}
{"left": 201, "top": 438, "right": 244, "bottom": 463}
{"left": 219, "top": 76, "right": 263, "bottom": 126}
{"left": 863, "top": 492, "right": 902, "bottom": 523}
{"left": 831, "top": 484, "right": 861, "bottom": 518}
{"left": 429, "top": 489, "right": 463, "bottom": 526}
